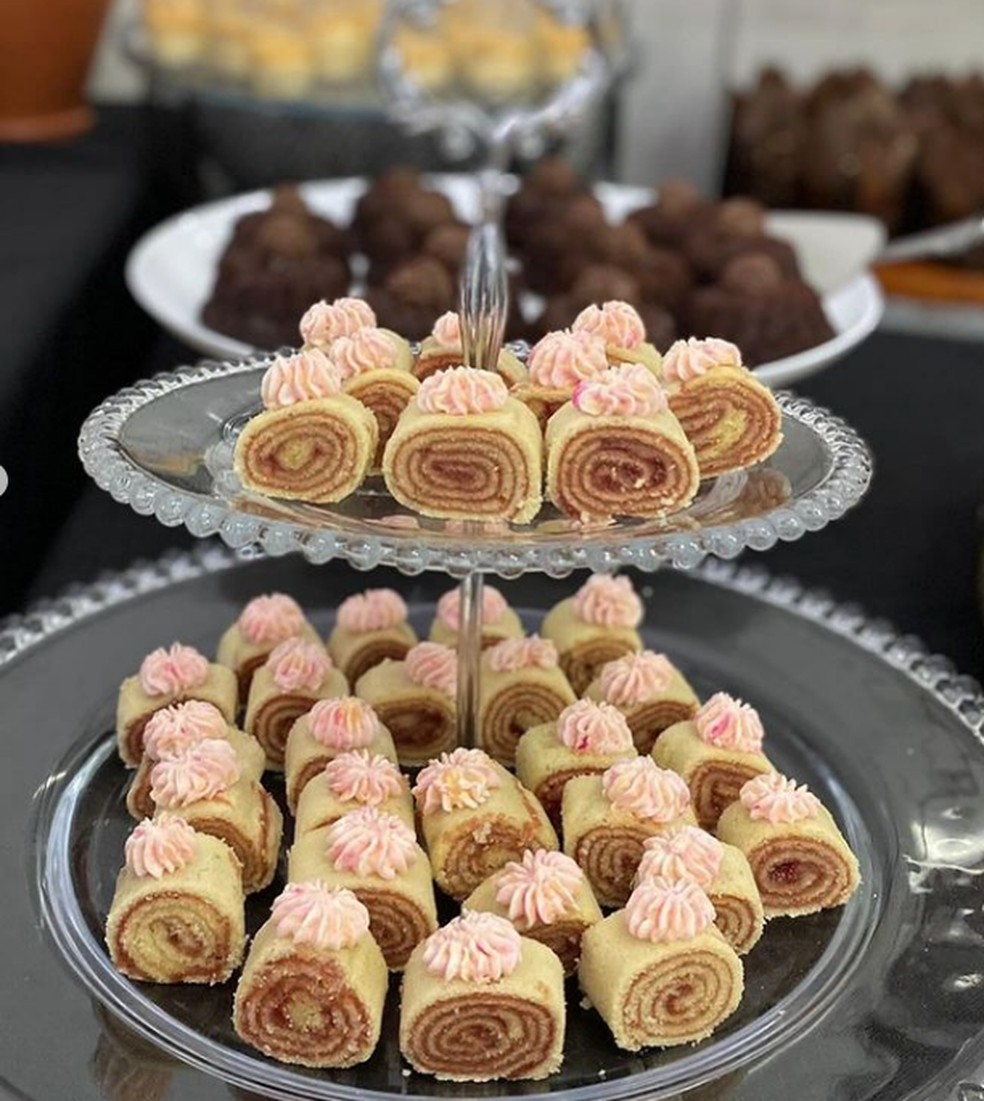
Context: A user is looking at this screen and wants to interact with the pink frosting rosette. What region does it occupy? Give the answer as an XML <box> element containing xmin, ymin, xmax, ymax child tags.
<box><xmin>555</xmin><ymin>699</ymin><xmax>634</xmax><ymax>755</ymax></box>
<box><xmin>330</xmin><ymin>327</ymin><xmax>401</xmax><ymax>378</ymax></box>
<box><xmin>124</xmin><ymin>815</ymin><xmax>197</xmax><ymax>878</ymax></box>
<box><xmin>266</xmin><ymin>637</ymin><xmax>333</xmax><ymax>692</ymax></box>
<box><xmin>416</xmin><ymin>367</ymin><xmax>508</xmax><ymax>416</ymax></box>
<box><xmin>527</xmin><ymin>329</ymin><xmax>609</xmax><ymax>390</ymax></box>
<box><xmin>694</xmin><ymin>692</ymin><xmax>765</xmax><ymax>754</ymax></box>
<box><xmin>487</xmin><ymin>635</ymin><xmax>558</xmax><ymax>673</ymax></box>
<box><xmin>238</xmin><ymin>593</ymin><xmax>305</xmax><ymax>645</ymax></box>
<box><xmin>138</xmin><ymin>643</ymin><xmax>210</xmax><ymax>697</ymax></box>
<box><xmin>404</xmin><ymin>641</ymin><xmax>457</xmax><ymax>696</ymax></box>
<box><xmin>323</xmin><ymin>750</ymin><xmax>405</xmax><ymax>807</ymax></box>
<box><xmin>422</xmin><ymin>911</ymin><xmax>521</xmax><ymax>982</ymax></box>
<box><xmin>272</xmin><ymin>881</ymin><xmax>370</xmax><ymax>950</ymax></box>
<box><xmin>598</xmin><ymin>650</ymin><xmax>675</xmax><ymax>707</ymax></box>
<box><xmin>739</xmin><ymin>772</ymin><xmax>820</xmax><ymax>824</ymax></box>
<box><xmin>260</xmin><ymin>348</ymin><xmax>344</xmax><ymax>409</ymax></box>
<box><xmin>430</xmin><ymin>310</ymin><xmax>462</xmax><ymax>349</ymax></box>
<box><xmin>602</xmin><ymin>757</ymin><xmax>692</xmax><ymax>821</ymax></box>
<box><xmin>299</xmin><ymin>297</ymin><xmax>376</xmax><ymax>347</ymax></box>
<box><xmin>661</xmin><ymin>336</ymin><xmax>743</xmax><ymax>384</ymax></box>
<box><xmin>494</xmin><ymin>849</ymin><xmax>583</xmax><ymax>928</ymax></box>
<box><xmin>636</xmin><ymin>826</ymin><xmax>723</xmax><ymax>889</ymax></box>
<box><xmin>572</xmin><ymin>363</ymin><xmax>669</xmax><ymax>418</ymax></box>
<box><xmin>325</xmin><ymin>807</ymin><xmax>418</xmax><ymax>880</ymax></box>
<box><xmin>436</xmin><ymin>585</ymin><xmax>508</xmax><ymax>630</ymax></box>
<box><xmin>572</xmin><ymin>300</ymin><xmax>646</xmax><ymax>349</ymax></box>
<box><xmin>307</xmin><ymin>696</ymin><xmax>381</xmax><ymax>750</ymax></box>
<box><xmin>624</xmin><ymin>877</ymin><xmax>716</xmax><ymax>943</ymax></box>
<box><xmin>413</xmin><ymin>747</ymin><xmax>501</xmax><ymax>814</ymax></box>
<box><xmin>143</xmin><ymin>700</ymin><xmax>229</xmax><ymax>761</ymax></box>
<box><xmin>571</xmin><ymin>574</ymin><xmax>643</xmax><ymax>628</ymax></box>
<box><xmin>149</xmin><ymin>739</ymin><xmax>241</xmax><ymax>808</ymax></box>
<box><xmin>336</xmin><ymin>588</ymin><xmax>408</xmax><ymax>633</ymax></box>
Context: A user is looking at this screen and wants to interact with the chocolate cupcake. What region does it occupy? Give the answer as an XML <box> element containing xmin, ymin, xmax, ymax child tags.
<box><xmin>366</xmin><ymin>256</ymin><xmax>456</xmax><ymax>341</ymax></box>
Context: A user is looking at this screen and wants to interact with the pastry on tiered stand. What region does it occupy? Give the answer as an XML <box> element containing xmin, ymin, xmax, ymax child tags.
<box><xmin>562</xmin><ymin>757</ymin><xmax>696</xmax><ymax>907</ymax></box>
<box><xmin>515</xmin><ymin>699</ymin><xmax>637</xmax><ymax>826</ymax></box>
<box><xmin>383</xmin><ymin>367</ymin><xmax>543</xmax><ymax>523</ymax></box>
<box><xmin>717</xmin><ymin>772</ymin><xmax>860</xmax><ymax>917</ymax></box>
<box><xmin>354</xmin><ymin>641</ymin><xmax>457</xmax><ymax>766</ymax></box>
<box><xmin>126</xmin><ymin>700</ymin><xmax>265</xmax><ymax>820</ymax></box>
<box><xmin>413</xmin><ymin>748</ymin><xmax>557</xmax><ymax>901</ymax></box>
<box><xmin>571</xmin><ymin>300</ymin><xmax>662</xmax><ymax>372</ymax></box>
<box><xmin>652</xmin><ymin>692</ymin><xmax>775</xmax><ymax>830</ymax></box>
<box><xmin>584</xmin><ymin>650</ymin><xmax>700</xmax><ymax>754</ymax></box>
<box><xmin>298</xmin><ymin>296</ymin><xmax>378</xmax><ymax>352</ymax></box>
<box><xmin>578</xmin><ymin>878</ymin><xmax>743</xmax><ymax>1050</ymax></box>
<box><xmin>288</xmin><ymin>807</ymin><xmax>438</xmax><ymax>970</ymax></box>
<box><xmin>327</xmin><ymin>588</ymin><xmax>417</xmax><ymax>684</ymax></box>
<box><xmin>428</xmin><ymin>583</ymin><xmax>523</xmax><ymax>649</ymax></box>
<box><xmin>540</xmin><ymin>574</ymin><xmax>643</xmax><ymax>694</ymax></box>
<box><xmin>245</xmin><ymin>637</ymin><xmax>348</xmax><ymax>770</ymax></box>
<box><xmin>283</xmin><ymin>694</ymin><xmax>397</xmax><ymax>811</ymax></box>
<box><xmin>635</xmin><ymin>826</ymin><xmax>764</xmax><ymax>954</ymax></box>
<box><xmin>149</xmin><ymin>738</ymin><xmax>283</xmax><ymax>892</ymax></box>
<box><xmin>400</xmin><ymin>911</ymin><xmax>566</xmax><ymax>1081</ymax></box>
<box><xmin>659</xmin><ymin>337</ymin><xmax>783</xmax><ymax>478</ymax></box>
<box><xmin>116</xmin><ymin>643</ymin><xmax>237</xmax><ymax>767</ymax></box>
<box><xmin>217</xmin><ymin>592</ymin><xmax>320</xmax><ymax>703</ymax></box>
<box><xmin>462</xmin><ymin>849</ymin><xmax>602</xmax><ymax>974</ymax></box>
<box><xmin>294</xmin><ymin>750</ymin><xmax>415</xmax><ymax>836</ymax></box>
<box><xmin>476</xmin><ymin>636</ymin><xmax>577</xmax><ymax>767</ymax></box>
<box><xmin>545</xmin><ymin>363</ymin><xmax>700</xmax><ymax>521</ymax></box>
<box><xmin>510</xmin><ymin>327</ymin><xmax>610</xmax><ymax>431</ymax></box>
<box><xmin>106</xmin><ymin>816</ymin><xmax>245</xmax><ymax>984</ymax></box>
<box><xmin>413</xmin><ymin>311</ymin><xmax>527</xmax><ymax>384</ymax></box>
<box><xmin>233</xmin><ymin>883</ymin><xmax>387</xmax><ymax>1068</ymax></box>
<box><xmin>234</xmin><ymin>348</ymin><xmax>377</xmax><ymax>503</ymax></box>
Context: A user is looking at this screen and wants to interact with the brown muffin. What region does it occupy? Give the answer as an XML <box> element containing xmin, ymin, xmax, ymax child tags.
<box><xmin>366</xmin><ymin>256</ymin><xmax>456</xmax><ymax>341</ymax></box>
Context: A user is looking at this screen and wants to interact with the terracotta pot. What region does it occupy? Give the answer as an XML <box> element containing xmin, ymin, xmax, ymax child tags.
<box><xmin>0</xmin><ymin>0</ymin><xmax>111</xmax><ymax>141</ymax></box>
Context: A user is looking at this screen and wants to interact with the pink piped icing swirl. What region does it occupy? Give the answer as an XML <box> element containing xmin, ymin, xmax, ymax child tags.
<box><xmin>143</xmin><ymin>700</ymin><xmax>229</xmax><ymax>761</ymax></box>
<box><xmin>602</xmin><ymin>757</ymin><xmax>692</xmax><ymax>821</ymax></box>
<box><xmin>138</xmin><ymin>643</ymin><xmax>210</xmax><ymax>697</ymax></box>
<box><xmin>555</xmin><ymin>699</ymin><xmax>634</xmax><ymax>755</ymax></box>
<box><xmin>330</xmin><ymin>327</ymin><xmax>402</xmax><ymax>378</ymax></box>
<box><xmin>404</xmin><ymin>641</ymin><xmax>457</xmax><ymax>696</ymax></box>
<box><xmin>661</xmin><ymin>337</ymin><xmax>743</xmax><ymax>383</ymax></box>
<box><xmin>694</xmin><ymin>692</ymin><xmax>765</xmax><ymax>754</ymax></box>
<box><xmin>265</xmin><ymin>637</ymin><xmax>333</xmax><ymax>692</ymax></box>
<box><xmin>416</xmin><ymin>367</ymin><xmax>508</xmax><ymax>416</ymax></box>
<box><xmin>260</xmin><ymin>348</ymin><xmax>343</xmax><ymax>409</ymax></box>
<box><xmin>149</xmin><ymin>739</ymin><xmax>241</xmax><ymax>808</ymax></box>
<box><xmin>124</xmin><ymin>816</ymin><xmax>197</xmax><ymax>878</ymax></box>
<box><xmin>598</xmin><ymin>650</ymin><xmax>675</xmax><ymax>706</ymax></box>
<box><xmin>436</xmin><ymin>585</ymin><xmax>508</xmax><ymax>630</ymax></box>
<box><xmin>487</xmin><ymin>635</ymin><xmax>558</xmax><ymax>673</ymax></box>
<box><xmin>527</xmin><ymin>329</ymin><xmax>609</xmax><ymax>390</ymax></box>
<box><xmin>422</xmin><ymin>911</ymin><xmax>521</xmax><ymax>983</ymax></box>
<box><xmin>272</xmin><ymin>882</ymin><xmax>370</xmax><ymax>950</ymax></box>
<box><xmin>430</xmin><ymin>310</ymin><xmax>462</xmax><ymax>349</ymax></box>
<box><xmin>572</xmin><ymin>300</ymin><xmax>646</xmax><ymax>349</ymax></box>
<box><xmin>238</xmin><ymin>593</ymin><xmax>305</xmax><ymax>645</ymax></box>
<box><xmin>571</xmin><ymin>574</ymin><xmax>643</xmax><ymax>628</ymax></box>
<box><xmin>323</xmin><ymin>750</ymin><xmax>405</xmax><ymax>807</ymax></box>
<box><xmin>739</xmin><ymin>772</ymin><xmax>821</xmax><ymax>824</ymax></box>
<box><xmin>336</xmin><ymin>588</ymin><xmax>408</xmax><ymax>633</ymax></box>
<box><xmin>413</xmin><ymin>747</ymin><xmax>502</xmax><ymax>814</ymax></box>
<box><xmin>624</xmin><ymin>878</ymin><xmax>716</xmax><ymax>943</ymax></box>
<box><xmin>636</xmin><ymin>826</ymin><xmax>723</xmax><ymax>889</ymax></box>
<box><xmin>572</xmin><ymin>363</ymin><xmax>669</xmax><ymax>418</ymax></box>
<box><xmin>325</xmin><ymin>807</ymin><xmax>418</xmax><ymax>880</ymax></box>
<box><xmin>306</xmin><ymin>696</ymin><xmax>381</xmax><ymax>750</ymax></box>
<box><xmin>299</xmin><ymin>297</ymin><xmax>376</xmax><ymax>347</ymax></box>
<box><xmin>494</xmin><ymin>849</ymin><xmax>584</xmax><ymax>928</ymax></box>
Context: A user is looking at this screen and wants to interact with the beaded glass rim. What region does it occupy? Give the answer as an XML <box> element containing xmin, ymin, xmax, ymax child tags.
<box><xmin>77</xmin><ymin>352</ymin><xmax>873</xmax><ymax>578</ymax></box>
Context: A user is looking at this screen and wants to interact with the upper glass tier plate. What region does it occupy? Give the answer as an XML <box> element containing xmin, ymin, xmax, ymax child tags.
<box><xmin>78</xmin><ymin>355</ymin><xmax>872</xmax><ymax>577</ymax></box>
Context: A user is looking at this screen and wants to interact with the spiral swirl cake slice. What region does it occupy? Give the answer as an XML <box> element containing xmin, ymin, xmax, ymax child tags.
<box><xmin>293</xmin><ymin>751</ymin><xmax>415</xmax><ymax>837</ymax></box>
<box><xmin>344</xmin><ymin>369</ymin><xmax>420</xmax><ymax>472</ymax></box>
<box><xmin>413</xmin><ymin>313</ymin><xmax>528</xmax><ymax>385</ymax></box>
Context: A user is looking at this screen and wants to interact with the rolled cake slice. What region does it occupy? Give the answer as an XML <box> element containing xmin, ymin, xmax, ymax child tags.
<box><xmin>382</xmin><ymin>366</ymin><xmax>543</xmax><ymax>524</ymax></box>
<box><xmin>328</xmin><ymin>588</ymin><xmax>417</xmax><ymax>684</ymax></box>
<box><xmin>216</xmin><ymin>592</ymin><xmax>320</xmax><ymax>704</ymax></box>
<box><xmin>584</xmin><ymin>650</ymin><xmax>700</xmax><ymax>754</ymax></box>
<box><xmin>116</xmin><ymin>643</ymin><xmax>237</xmax><ymax>767</ymax></box>
<box><xmin>295</xmin><ymin>750</ymin><xmax>415</xmax><ymax>836</ymax></box>
<box><xmin>354</xmin><ymin>642</ymin><xmax>457</xmax><ymax>766</ymax></box>
<box><xmin>660</xmin><ymin>337</ymin><xmax>783</xmax><ymax>478</ymax></box>
<box><xmin>635</xmin><ymin>826</ymin><xmax>764</xmax><ymax>954</ymax></box>
<box><xmin>413</xmin><ymin>311</ymin><xmax>527</xmax><ymax>385</ymax></box>
<box><xmin>540</xmin><ymin>574</ymin><xmax>643</xmax><ymax>694</ymax></box>
<box><xmin>233</xmin><ymin>882</ymin><xmax>387</xmax><ymax>1068</ymax></box>
<box><xmin>299</xmin><ymin>295</ymin><xmax>377</xmax><ymax>352</ymax></box>
<box><xmin>149</xmin><ymin>739</ymin><xmax>283</xmax><ymax>893</ymax></box>
<box><xmin>400</xmin><ymin>911</ymin><xmax>565</xmax><ymax>1081</ymax></box>
<box><xmin>233</xmin><ymin>348</ymin><xmax>377</xmax><ymax>503</ymax></box>
<box><xmin>462</xmin><ymin>848</ymin><xmax>602</xmax><ymax>975</ymax></box>
<box><xmin>716</xmin><ymin>772</ymin><xmax>860</xmax><ymax>918</ymax></box>
<box><xmin>578</xmin><ymin>879</ymin><xmax>743</xmax><ymax>1050</ymax></box>
<box><xmin>244</xmin><ymin>637</ymin><xmax>349</xmax><ymax>770</ymax></box>
<box><xmin>562</xmin><ymin>758</ymin><xmax>696</xmax><ymax>908</ymax></box>
<box><xmin>288</xmin><ymin>808</ymin><xmax>438</xmax><ymax>970</ymax></box>
<box><xmin>283</xmin><ymin>695</ymin><xmax>398</xmax><ymax>812</ymax></box>
<box><xmin>511</xmin><ymin>327</ymin><xmax>610</xmax><ymax>432</ymax></box>
<box><xmin>545</xmin><ymin>363</ymin><xmax>699</xmax><ymax>521</ymax></box>
<box><xmin>515</xmin><ymin>699</ymin><xmax>637</xmax><ymax>826</ymax></box>
<box><xmin>572</xmin><ymin>300</ymin><xmax>662</xmax><ymax>372</ymax></box>
<box><xmin>126</xmin><ymin>700</ymin><xmax>265</xmax><ymax>820</ymax></box>
<box><xmin>414</xmin><ymin>747</ymin><xmax>558</xmax><ymax>901</ymax></box>
<box><xmin>428</xmin><ymin>583</ymin><xmax>524</xmax><ymax>650</ymax></box>
<box><xmin>652</xmin><ymin>692</ymin><xmax>775</xmax><ymax>830</ymax></box>
<box><xmin>106</xmin><ymin>816</ymin><xmax>245</xmax><ymax>984</ymax></box>
<box><xmin>477</xmin><ymin>636</ymin><xmax>577</xmax><ymax>767</ymax></box>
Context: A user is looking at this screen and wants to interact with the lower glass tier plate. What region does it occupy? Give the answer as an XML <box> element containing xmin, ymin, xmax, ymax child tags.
<box><xmin>6</xmin><ymin>548</ymin><xmax>984</xmax><ymax>1101</ymax></box>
